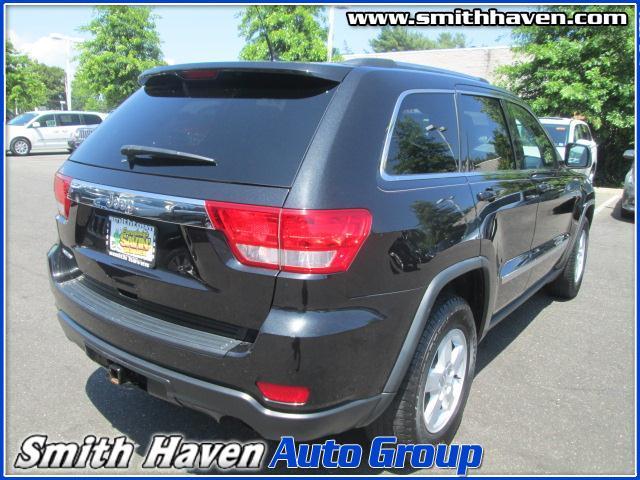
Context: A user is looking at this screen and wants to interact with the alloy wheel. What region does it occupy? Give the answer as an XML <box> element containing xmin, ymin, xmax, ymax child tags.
<box><xmin>423</xmin><ymin>328</ymin><xmax>467</xmax><ymax>433</ymax></box>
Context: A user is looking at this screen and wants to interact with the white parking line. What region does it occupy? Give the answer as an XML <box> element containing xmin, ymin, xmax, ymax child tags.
<box><xmin>595</xmin><ymin>193</ymin><xmax>622</xmax><ymax>216</ymax></box>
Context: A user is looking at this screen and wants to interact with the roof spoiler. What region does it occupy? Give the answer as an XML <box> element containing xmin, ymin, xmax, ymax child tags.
<box><xmin>139</xmin><ymin>62</ymin><xmax>352</xmax><ymax>86</ymax></box>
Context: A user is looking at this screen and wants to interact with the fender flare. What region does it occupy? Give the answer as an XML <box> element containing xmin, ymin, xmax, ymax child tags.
<box><xmin>358</xmin><ymin>256</ymin><xmax>493</xmax><ymax>427</ymax></box>
<box><xmin>557</xmin><ymin>198</ymin><xmax>595</xmax><ymax>268</ymax></box>
<box><xmin>383</xmin><ymin>256</ymin><xmax>492</xmax><ymax>395</ymax></box>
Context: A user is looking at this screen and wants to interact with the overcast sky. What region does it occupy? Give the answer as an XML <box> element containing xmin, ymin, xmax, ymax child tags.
<box><xmin>7</xmin><ymin>5</ymin><xmax>515</xmax><ymax>74</ymax></box>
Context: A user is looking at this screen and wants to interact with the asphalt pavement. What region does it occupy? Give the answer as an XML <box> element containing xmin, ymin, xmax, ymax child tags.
<box><xmin>5</xmin><ymin>154</ymin><xmax>635</xmax><ymax>474</ymax></box>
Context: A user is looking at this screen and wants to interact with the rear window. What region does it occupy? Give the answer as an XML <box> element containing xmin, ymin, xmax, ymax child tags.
<box><xmin>71</xmin><ymin>71</ymin><xmax>339</xmax><ymax>187</ymax></box>
<box><xmin>542</xmin><ymin>123</ymin><xmax>569</xmax><ymax>147</ymax></box>
<box><xmin>82</xmin><ymin>114</ymin><xmax>102</xmax><ymax>125</ymax></box>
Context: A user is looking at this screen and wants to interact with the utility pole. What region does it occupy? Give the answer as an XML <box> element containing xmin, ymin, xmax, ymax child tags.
<box><xmin>327</xmin><ymin>6</ymin><xmax>347</xmax><ymax>62</ymax></box>
<box><xmin>49</xmin><ymin>34</ymin><xmax>83</xmax><ymax>110</ymax></box>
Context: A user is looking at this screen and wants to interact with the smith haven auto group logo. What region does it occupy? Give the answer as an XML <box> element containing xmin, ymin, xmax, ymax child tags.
<box><xmin>14</xmin><ymin>435</ymin><xmax>483</xmax><ymax>474</ymax></box>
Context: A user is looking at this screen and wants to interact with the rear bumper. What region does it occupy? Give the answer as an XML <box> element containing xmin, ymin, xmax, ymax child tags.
<box><xmin>48</xmin><ymin>243</ymin><xmax>398</xmax><ymax>439</ymax></box>
<box><xmin>58</xmin><ymin>311</ymin><xmax>383</xmax><ymax>440</ymax></box>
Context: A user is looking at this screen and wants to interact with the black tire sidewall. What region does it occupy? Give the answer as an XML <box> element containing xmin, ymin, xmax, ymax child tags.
<box><xmin>413</xmin><ymin>300</ymin><xmax>477</xmax><ymax>443</ymax></box>
<box><xmin>563</xmin><ymin>222</ymin><xmax>589</xmax><ymax>297</ymax></box>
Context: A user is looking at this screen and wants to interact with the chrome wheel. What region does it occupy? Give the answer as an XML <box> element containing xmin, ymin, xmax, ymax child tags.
<box><xmin>13</xmin><ymin>139</ymin><xmax>29</xmax><ymax>155</ymax></box>
<box><xmin>423</xmin><ymin>328</ymin><xmax>467</xmax><ymax>433</ymax></box>
<box><xmin>574</xmin><ymin>230</ymin><xmax>587</xmax><ymax>283</ymax></box>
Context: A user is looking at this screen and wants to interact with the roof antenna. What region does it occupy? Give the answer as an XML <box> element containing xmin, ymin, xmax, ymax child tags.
<box><xmin>254</xmin><ymin>6</ymin><xmax>275</xmax><ymax>61</ymax></box>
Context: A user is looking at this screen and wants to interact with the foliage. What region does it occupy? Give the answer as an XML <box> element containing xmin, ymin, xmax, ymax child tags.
<box><xmin>6</xmin><ymin>40</ymin><xmax>48</xmax><ymax>113</ymax></box>
<box><xmin>370</xmin><ymin>27</ymin><xmax>466</xmax><ymax>52</ymax></box>
<box><xmin>392</xmin><ymin>117</ymin><xmax>457</xmax><ymax>174</ymax></box>
<box><xmin>433</xmin><ymin>32</ymin><xmax>467</xmax><ymax>50</ymax></box>
<box><xmin>74</xmin><ymin>6</ymin><xmax>164</xmax><ymax>111</ymax></box>
<box><xmin>32</xmin><ymin>63</ymin><xmax>66</xmax><ymax>109</ymax></box>
<box><xmin>497</xmin><ymin>5</ymin><xmax>634</xmax><ymax>185</ymax></box>
<box><xmin>71</xmin><ymin>76</ymin><xmax>107</xmax><ymax>112</ymax></box>
<box><xmin>238</xmin><ymin>6</ymin><xmax>328</xmax><ymax>62</ymax></box>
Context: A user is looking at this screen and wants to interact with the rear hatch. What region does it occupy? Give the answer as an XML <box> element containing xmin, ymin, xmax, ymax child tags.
<box><xmin>60</xmin><ymin>64</ymin><xmax>348</xmax><ymax>338</ymax></box>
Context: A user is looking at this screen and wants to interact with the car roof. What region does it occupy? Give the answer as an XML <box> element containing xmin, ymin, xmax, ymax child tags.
<box><xmin>29</xmin><ymin>110</ymin><xmax>104</xmax><ymax>115</ymax></box>
<box><xmin>539</xmin><ymin>117</ymin><xmax>584</xmax><ymax>125</ymax></box>
<box><xmin>139</xmin><ymin>59</ymin><xmax>493</xmax><ymax>89</ymax></box>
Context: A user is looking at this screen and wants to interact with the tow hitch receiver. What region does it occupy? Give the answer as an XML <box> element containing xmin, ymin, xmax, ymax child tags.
<box><xmin>106</xmin><ymin>363</ymin><xmax>145</xmax><ymax>389</ymax></box>
<box><xmin>107</xmin><ymin>364</ymin><xmax>128</xmax><ymax>385</ymax></box>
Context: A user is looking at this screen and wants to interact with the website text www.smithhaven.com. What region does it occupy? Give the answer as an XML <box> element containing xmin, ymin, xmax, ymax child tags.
<box><xmin>346</xmin><ymin>8</ymin><xmax>628</xmax><ymax>27</ymax></box>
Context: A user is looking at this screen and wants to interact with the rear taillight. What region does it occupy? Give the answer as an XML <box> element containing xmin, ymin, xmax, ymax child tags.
<box><xmin>54</xmin><ymin>173</ymin><xmax>72</xmax><ymax>219</ymax></box>
<box><xmin>205</xmin><ymin>201</ymin><xmax>371</xmax><ymax>274</ymax></box>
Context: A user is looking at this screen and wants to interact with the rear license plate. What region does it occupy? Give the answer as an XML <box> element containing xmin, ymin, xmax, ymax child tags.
<box><xmin>107</xmin><ymin>216</ymin><xmax>156</xmax><ymax>268</ymax></box>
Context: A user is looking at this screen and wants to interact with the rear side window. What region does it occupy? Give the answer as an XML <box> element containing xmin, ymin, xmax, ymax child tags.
<box><xmin>575</xmin><ymin>123</ymin><xmax>592</xmax><ymax>142</ymax></box>
<box><xmin>82</xmin><ymin>114</ymin><xmax>102</xmax><ymax>125</ymax></box>
<box><xmin>384</xmin><ymin>92</ymin><xmax>459</xmax><ymax>176</ymax></box>
<box><xmin>71</xmin><ymin>71</ymin><xmax>339</xmax><ymax>187</ymax></box>
<box><xmin>37</xmin><ymin>114</ymin><xmax>57</xmax><ymax>127</ymax></box>
<box><xmin>57</xmin><ymin>113</ymin><xmax>81</xmax><ymax>126</ymax></box>
<box><xmin>458</xmin><ymin>95</ymin><xmax>515</xmax><ymax>171</ymax></box>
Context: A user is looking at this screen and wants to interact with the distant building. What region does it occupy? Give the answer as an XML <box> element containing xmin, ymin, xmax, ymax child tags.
<box><xmin>343</xmin><ymin>45</ymin><xmax>515</xmax><ymax>82</ymax></box>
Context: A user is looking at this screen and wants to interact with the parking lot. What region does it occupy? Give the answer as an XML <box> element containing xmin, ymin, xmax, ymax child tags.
<box><xmin>5</xmin><ymin>153</ymin><xmax>635</xmax><ymax>474</ymax></box>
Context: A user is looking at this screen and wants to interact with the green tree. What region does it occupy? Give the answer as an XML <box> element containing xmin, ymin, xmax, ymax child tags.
<box><xmin>6</xmin><ymin>40</ymin><xmax>48</xmax><ymax>113</ymax></box>
<box><xmin>74</xmin><ymin>6</ymin><xmax>164</xmax><ymax>110</ymax></box>
<box><xmin>238</xmin><ymin>6</ymin><xmax>328</xmax><ymax>61</ymax></box>
<box><xmin>433</xmin><ymin>32</ymin><xmax>466</xmax><ymax>49</ymax></box>
<box><xmin>370</xmin><ymin>27</ymin><xmax>466</xmax><ymax>52</ymax></box>
<box><xmin>497</xmin><ymin>5</ymin><xmax>634</xmax><ymax>185</ymax></box>
<box><xmin>71</xmin><ymin>75</ymin><xmax>107</xmax><ymax>112</ymax></box>
<box><xmin>32</xmin><ymin>62</ymin><xmax>66</xmax><ymax>110</ymax></box>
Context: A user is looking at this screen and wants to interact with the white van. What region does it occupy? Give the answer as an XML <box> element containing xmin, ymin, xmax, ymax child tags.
<box><xmin>6</xmin><ymin>111</ymin><xmax>105</xmax><ymax>156</ymax></box>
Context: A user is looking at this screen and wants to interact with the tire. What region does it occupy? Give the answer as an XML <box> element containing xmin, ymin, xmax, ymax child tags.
<box><xmin>367</xmin><ymin>294</ymin><xmax>477</xmax><ymax>444</ymax></box>
<box><xmin>547</xmin><ymin>220</ymin><xmax>589</xmax><ymax>299</ymax></box>
<box><xmin>621</xmin><ymin>208</ymin><xmax>634</xmax><ymax>221</ymax></box>
<box><xmin>10</xmin><ymin>137</ymin><xmax>31</xmax><ymax>156</ymax></box>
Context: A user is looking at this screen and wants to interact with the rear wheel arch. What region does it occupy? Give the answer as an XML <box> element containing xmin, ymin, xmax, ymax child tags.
<box><xmin>585</xmin><ymin>203</ymin><xmax>594</xmax><ymax>228</ymax></box>
<box><xmin>382</xmin><ymin>257</ymin><xmax>493</xmax><ymax>395</ymax></box>
<box><xmin>441</xmin><ymin>268</ymin><xmax>489</xmax><ymax>339</ymax></box>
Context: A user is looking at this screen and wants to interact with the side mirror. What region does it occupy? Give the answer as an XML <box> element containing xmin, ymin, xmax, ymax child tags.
<box><xmin>564</xmin><ymin>142</ymin><xmax>591</xmax><ymax>169</ymax></box>
<box><xmin>30</xmin><ymin>121</ymin><xmax>41</xmax><ymax>128</ymax></box>
<box><xmin>623</xmin><ymin>149</ymin><xmax>635</xmax><ymax>161</ymax></box>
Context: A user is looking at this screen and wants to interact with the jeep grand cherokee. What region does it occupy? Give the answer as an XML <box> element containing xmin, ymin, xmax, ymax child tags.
<box><xmin>48</xmin><ymin>59</ymin><xmax>595</xmax><ymax>443</ymax></box>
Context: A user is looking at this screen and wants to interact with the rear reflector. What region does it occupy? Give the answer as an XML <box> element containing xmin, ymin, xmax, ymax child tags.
<box><xmin>256</xmin><ymin>381</ymin><xmax>310</xmax><ymax>405</ymax></box>
<box><xmin>54</xmin><ymin>172</ymin><xmax>72</xmax><ymax>219</ymax></box>
<box><xmin>205</xmin><ymin>201</ymin><xmax>371</xmax><ymax>274</ymax></box>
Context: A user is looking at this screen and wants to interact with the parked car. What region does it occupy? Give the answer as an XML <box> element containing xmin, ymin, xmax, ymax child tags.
<box><xmin>67</xmin><ymin>125</ymin><xmax>100</xmax><ymax>152</ymax></box>
<box><xmin>48</xmin><ymin>60</ymin><xmax>594</xmax><ymax>443</ymax></box>
<box><xmin>6</xmin><ymin>110</ymin><xmax>105</xmax><ymax>156</ymax></box>
<box><xmin>622</xmin><ymin>149</ymin><xmax>635</xmax><ymax>219</ymax></box>
<box><xmin>540</xmin><ymin>117</ymin><xmax>598</xmax><ymax>182</ymax></box>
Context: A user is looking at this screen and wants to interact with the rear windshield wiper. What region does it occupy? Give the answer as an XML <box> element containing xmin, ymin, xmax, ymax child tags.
<box><xmin>121</xmin><ymin>145</ymin><xmax>217</xmax><ymax>166</ymax></box>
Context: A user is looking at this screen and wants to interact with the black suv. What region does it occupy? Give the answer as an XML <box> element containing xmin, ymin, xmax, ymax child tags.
<box><xmin>48</xmin><ymin>60</ymin><xmax>594</xmax><ymax>443</ymax></box>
